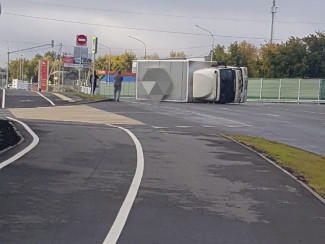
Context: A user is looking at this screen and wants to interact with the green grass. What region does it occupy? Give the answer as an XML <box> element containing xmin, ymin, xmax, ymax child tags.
<box><xmin>227</xmin><ymin>134</ymin><xmax>325</xmax><ymax>198</ymax></box>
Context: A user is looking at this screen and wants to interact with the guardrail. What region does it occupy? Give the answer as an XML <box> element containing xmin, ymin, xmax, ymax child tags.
<box><xmin>247</xmin><ymin>79</ymin><xmax>325</xmax><ymax>103</ymax></box>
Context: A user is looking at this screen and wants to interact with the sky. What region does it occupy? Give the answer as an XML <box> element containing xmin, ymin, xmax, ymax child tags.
<box><xmin>0</xmin><ymin>0</ymin><xmax>325</xmax><ymax>67</ymax></box>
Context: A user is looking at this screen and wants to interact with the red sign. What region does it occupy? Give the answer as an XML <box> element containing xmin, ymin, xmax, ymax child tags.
<box><xmin>63</xmin><ymin>54</ymin><xmax>74</xmax><ymax>64</ymax></box>
<box><xmin>41</xmin><ymin>60</ymin><xmax>48</xmax><ymax>91</ymax></box>
<box><xmin>76</xmin><ymin>35</ymin><xmax>87</xmax><ymax>46</ymax></box>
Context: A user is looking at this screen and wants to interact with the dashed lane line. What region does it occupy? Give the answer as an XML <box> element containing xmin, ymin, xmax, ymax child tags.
<box><xmin>0</xmin><ymin>117</ymin><xmax>39</xmax><ymax>170</ymax></box>
<box><xmin>151</xmin><ymin>126</ymin><xmax>169</xmax><ymax>129</ymax></box>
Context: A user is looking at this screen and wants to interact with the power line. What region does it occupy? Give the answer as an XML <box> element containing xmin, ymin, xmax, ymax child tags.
<box><xmin>3</xmin><ymin>12</ymin><xmax>282</xmax><ymax>41</ymax></box>
<box><xmin>8</xmin><ymin>0</ymin><xmax>325</xmax><ymax>25</ymax></box>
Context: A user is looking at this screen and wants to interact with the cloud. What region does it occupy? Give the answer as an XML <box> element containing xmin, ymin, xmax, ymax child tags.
<box><xmin>1</xmin><ymin>0</ymin><xmax>324</xmax><ymax>67</ymax></box>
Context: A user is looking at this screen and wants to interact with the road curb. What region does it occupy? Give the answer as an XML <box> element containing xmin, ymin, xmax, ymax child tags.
<box><xmin>0</xmin><ymin>117</ymin><xmax>39</xmax><ymax>170</ymax></box>
<box><xmin>221</xmin><ymin>134</ymin><xmax>325</xmax><ymax>206</ymax></box>
<box><xmin>0</xmin><ymin>120</ymin><xmax>25</xmax><ymax>155</ymax></box>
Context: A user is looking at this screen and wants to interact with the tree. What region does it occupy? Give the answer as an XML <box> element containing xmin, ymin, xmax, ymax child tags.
<box><xmin>258</xmin><ymin>43</ymin><xmax>281</xmax><ymax>78</ymax></box>
<box><xmin>146</xmin><ymin>53</ymin><xmax>160</xmax><ymax>60</ymax></box>
<box><xmin>170</xmin><ymin>51</ymin><xmax>186</xmax><ymax>58</ymax></box>
<box><xmin>213</xmin><ymin>45</ymin><xmax>229</xmax><ymax>63</ymax></box>
<box><xmin>96</xmin><ymin>51</ymin><xmax>136</xmax><ymax>73</ymax></box>
<box><xmin>303</xmin><ymin>32</ymin><xmax>325</xmax><ymax>78</ymax></box>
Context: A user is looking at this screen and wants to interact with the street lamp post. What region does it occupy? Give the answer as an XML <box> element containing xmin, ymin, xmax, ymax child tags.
<box><xmin>99</xmin><ymin>43</ymin><xmax>112</xmax><ymax>82</ymax></box>
<box><xmin>195</xmin><ymin>25</ymin><xmax>214</xmax><ymax>61</ymax></box>
<box><xmin>129</xmin><ymin>36</ymin><xmax>146</xmax><ymax>60</ymax></box>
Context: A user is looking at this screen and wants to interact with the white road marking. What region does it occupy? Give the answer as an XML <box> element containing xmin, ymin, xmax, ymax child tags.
<box><xmin>52</xmin><ymin>93</ymin><xmax>73</xmax><ymax>102</ymax></box>
<box><xmin>0</xmin><ymin>117</ymin><xmax>39</xmax><ymax>170</ymax></box>
<box><xmin>176</xmin><ymin>125</ymin><xmax>194</xmax><ymax>128</ymax></box>
<box><xmin>224</xmin><ymin>124</ymin><xmax>252</xmax><ymax>128</ymax></box>
<box><xmin>202</xmin><ymin>125</ymin><xmax>217</xmax><ymax>128</ymax></box>
<box><xmin>103</xmin><ymin>124</ymin><xmax>144</xmax><ymax>244</ymax></box>
<box><xmin>151</xmin><ymin>126</ymin><xmax>169</xmax><ymax>129</ymax></box>
<box><xmin>1</xmin><ymin>89</ymin><xmax>5</xmax><ymax>109</ymax></box>
<box><xmin>266</xmin><ymin>114</ymin><xmax>280</xmax><ymax>117</ymax></box>
<box><xmin>36</xmin><ymin>92</ymin><xmax>55</xmax><ymax>106</ymax></box>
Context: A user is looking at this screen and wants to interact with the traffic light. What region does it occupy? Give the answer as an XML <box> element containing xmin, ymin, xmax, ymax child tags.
<box><xmin>92</xmin><ymin>37</ymin><xmax>98</xmax><ymax>54</ymax></box>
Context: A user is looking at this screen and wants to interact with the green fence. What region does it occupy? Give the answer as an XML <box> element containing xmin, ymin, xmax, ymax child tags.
<box><xmin>100</xmin><ymin>82</ymin><xmax>136</xmax><ymax>98</ymax></box>
<box><xmin>248</xmin><ymin>79</ymin><xmax>323</xmax><ymax>102</ymax></box>
<box><xmin>98</xmin><ymin>79</ymin><xmax>324</xmax><ymax>102</ymax></box>
<box><xmin>321</xmin><ymin>80</ymin><xmax>325</xmax><ymax>100</ymax></box>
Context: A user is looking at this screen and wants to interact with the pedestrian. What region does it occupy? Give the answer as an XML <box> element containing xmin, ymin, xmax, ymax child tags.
<box><xmin>114</xmin><ymin>70</ymin><xmax>123</xmax><ymax>101</ymax></box>
<box><xmin>89</xmin><ymin>73</ymin><xmax>99</xmax><ymax>94</ymax></box>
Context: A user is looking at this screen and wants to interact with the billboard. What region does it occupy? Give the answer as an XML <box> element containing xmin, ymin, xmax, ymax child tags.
<box><xmin>63</xmin><ymin>48</ymin><xmax>91</xmax><ymax>68</ymax></box>
<box><xmin>40</xmin><ymin>60</ymin><xmax>48</xmax><ymax>91</ymax></box>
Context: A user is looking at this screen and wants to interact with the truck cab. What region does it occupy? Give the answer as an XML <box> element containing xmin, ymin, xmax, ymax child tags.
<box><xmin>193</xmin><ymin>66</ymin><xmax>248</xmax><ymax>103</ymax></box>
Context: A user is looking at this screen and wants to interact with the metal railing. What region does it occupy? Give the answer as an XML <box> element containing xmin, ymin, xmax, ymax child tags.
<box><xmin>99</xmin><ymin>82</ymin><xmax>136</xmax><ymax>98</ymax></box>
<box><xmin>247</xmin><ymin>78</ymin><xmax>325</xmax><ymax>103</ymax></box>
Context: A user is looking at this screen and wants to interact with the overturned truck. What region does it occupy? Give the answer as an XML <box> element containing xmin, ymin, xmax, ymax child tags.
<box><xmin>134</xmin><ymin>59</ymin><xmax>248</xmax><ymax>103</ymax></box>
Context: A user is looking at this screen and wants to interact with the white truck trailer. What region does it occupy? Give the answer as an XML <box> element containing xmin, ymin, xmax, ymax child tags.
<box><xmin>134</xmin><ymin>59</ymin><xmax>248</xmax><ymax>103</ymax></box>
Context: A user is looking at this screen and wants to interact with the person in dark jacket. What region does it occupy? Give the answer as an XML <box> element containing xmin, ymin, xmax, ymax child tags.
<box><xmin>89</xmin><ymin>73</ymin><xmax>99</xmax><ymax>94</ymax></box>
<box><xmin>114</xmin><ymin>70</ymin><xmax>123</xmax><ymax>101</ymax></box>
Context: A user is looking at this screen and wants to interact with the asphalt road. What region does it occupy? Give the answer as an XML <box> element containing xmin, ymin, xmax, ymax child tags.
<box><xmin>1</xmin><ymin>90</ymin><xmax>325</xmax><ymax>243</ymax></box>
<box><xmin>0</xmin><ymin>120</ymin><xmax>137</xmax><ymax>244</ymax></box>
<box><xmin>105</xmin><ymin>100</ymin><xmax>325</xmax><ymax>156</ymax></box>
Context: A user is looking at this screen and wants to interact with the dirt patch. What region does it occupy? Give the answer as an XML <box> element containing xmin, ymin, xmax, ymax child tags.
<box><xmin>0</xmin><ymin>120</ymin><xmax>21</xmax><ymax>152</ymax></box>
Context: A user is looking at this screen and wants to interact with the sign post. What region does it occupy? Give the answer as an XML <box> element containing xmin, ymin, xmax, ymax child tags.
<box><xmin>76</xmin><ymin>35</ymin><xmax>87</xmax><ymax>93</ymax></box>
<box><xmin>91</xmin><ymin>37</ymin><xmax>98</xmax><ymax>98</ymax></box>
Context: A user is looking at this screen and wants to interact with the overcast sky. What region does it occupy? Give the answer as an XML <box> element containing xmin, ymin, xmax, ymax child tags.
<box><xmin>1</xmin><ymin>0</ymin><xmax>325</xmax><ymax>67</ymax></box>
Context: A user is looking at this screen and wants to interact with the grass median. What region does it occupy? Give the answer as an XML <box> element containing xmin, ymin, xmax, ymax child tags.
<box><xmin>226</xmin><ymin>134</ymin><xmax>325</xmax><ymax>198</ymax></box>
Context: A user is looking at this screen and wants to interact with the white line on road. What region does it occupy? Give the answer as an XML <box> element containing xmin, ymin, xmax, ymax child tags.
<box><xmin>266</xmin><ymin>114</ymin><xmax>280</xmax><ymax>117</ymax></box>
<box><xmin>103</xmin><ymin>124</ymin><xmax>144</xmax><ymax>244</ymax></box>
<box><xmin>36</xmin><ymin>92</ymin><xmax>55</xmax><ymax>106</ymax></box>
<box><xmin>151</xmin><ymin>126</ymin><xmax>169</xmax><ymax>129</ymax></box>
<box><xmin>0</xmin><ymin>117</ymin><xmax>39</xmax><ymax>170</ymax></box>
<box><xmin>224</xmin><ymin>124</ymin><xmax>252</xmax><ymax>128</ymax></box>
<box><xmin>52</xmin><ymin>93</ymin><xmax>73</xmax><ymax>102</ymax></box>
<box><xmin>176</xmin><ymin>125</ymin><xmax>194</xmax><ymax>128</ymax></box>
<box><xmin>1</xmin><ymin>89</ymin><xmax>5</xmax><ymax>109</ymax></box>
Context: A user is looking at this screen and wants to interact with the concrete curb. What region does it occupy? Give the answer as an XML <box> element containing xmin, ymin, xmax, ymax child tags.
<box><xmin>221</xmin><ymin>134</ymin><xmax>325</xmax><ymax>206</ymax></box>
<box><xmin>0</xmin><ymin>120</ymin><xmax>25</xmax><ymax>155</ymax></box>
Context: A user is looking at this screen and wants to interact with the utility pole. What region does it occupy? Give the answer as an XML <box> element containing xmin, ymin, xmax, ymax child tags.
<box><xmin>270</xmin><ymin>0</ymin><xmax>278</xmax><ymax>44</ymax></box>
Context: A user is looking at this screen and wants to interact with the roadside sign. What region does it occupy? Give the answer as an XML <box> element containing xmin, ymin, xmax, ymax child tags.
<box><xmin>40</xmin><ymin>60</ymin><xmax>48</xmax><ymax>91</ymax></box>
<box><xmin>76</xmin><ymin>35</ymin><xmax>87</xmax><ymax>46</ymax></box>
